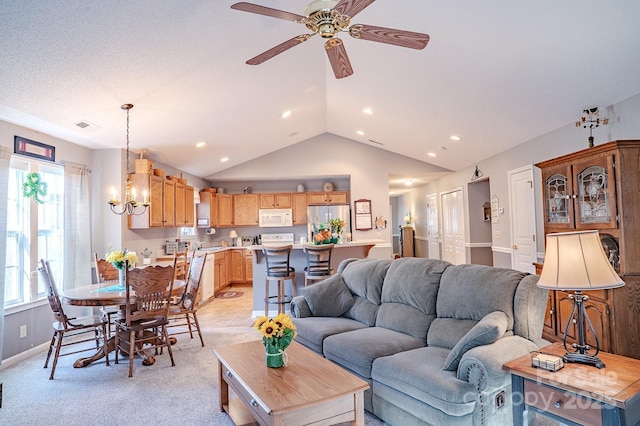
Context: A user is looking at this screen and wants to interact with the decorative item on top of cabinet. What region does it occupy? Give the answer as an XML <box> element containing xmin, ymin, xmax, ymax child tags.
<box><xmin>535</xmin><ymin>140</ymin><xmax>640</xmax><ymax>359</ymax></box>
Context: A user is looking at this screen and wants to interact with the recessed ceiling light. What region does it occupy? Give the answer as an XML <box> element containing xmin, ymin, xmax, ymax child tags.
<box><xmin>428</xmin><ymin>152</ymin><xmax>437</xmax><ymax>157</ymax></box>
<box><xmin>450</xmin><ymin>135</ymin><xmax>462</xmax><ymax>141</ymax></box>
<box><xmin>220</xmin><ymin>157</ymin><xmax>229</xmax><ymax>163</ymax></box>
<box><xmin>282</xmin><ymin>110</ymin><xmax>292</xmax><ymax>119</ymax></box>
<box><xmin>195</xmin><ymin>141</ymin><xmax>206</xmax><ymax>148</ymax></box>
<box><xmin>356</xmin><ymin>130</ymin><xmax>365</xmax><ymax>136</ymax></box>
<box><xmin>363</xmin><ymin>108</ymin><xmax>374</xmax><ymax>115</ymax></box>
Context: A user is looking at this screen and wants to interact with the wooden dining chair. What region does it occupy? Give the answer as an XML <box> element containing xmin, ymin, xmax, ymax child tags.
<box><xmin>174</xmin><ymin>250</ymin><xmax>189</xmax><ymax>281</ymax></box>
<box><xmin>38</xmin><ymin>259</ymin><xmax>110</xmax><ymax>380</ymax></box>
<box><xmin>167</xmin><ymin>253</ymin><xmax>206</xmax><ymax>347</ymax></box>
<box><xmin>94</xmin><ymin>252</ymin><xmax>120</xmax><ymax>335</ymax></box>
<box><xmin>114</xmin><ymin>261</ymin><xmax>176</xmax><ymax>377</ymax></box>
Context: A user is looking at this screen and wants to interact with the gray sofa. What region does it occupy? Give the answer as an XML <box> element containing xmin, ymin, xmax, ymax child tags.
<box><xmin>290</xmin><ymin>257</ymin><xmax>547</xmax><ymax>426</ymax></box>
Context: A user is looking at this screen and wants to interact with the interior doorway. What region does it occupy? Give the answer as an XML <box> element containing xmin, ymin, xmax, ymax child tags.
<box><xmin>467</xmin><ymin>178</ymin><xmax>493</xmax><ymax>266</ymax></box>
<box><xmin>426</xmin><ymin>193</ymin><xmax>440</xmax><ymax>260</ymax></box>
<box><xmin>441</xmin><ymin>188</ymin><xmax>466</xmax><ymax>264</ymax></box>
<box><xmin>508</xmin><ymin>165</ymin><xmax>537</xmax><ymax>273</ymax></box>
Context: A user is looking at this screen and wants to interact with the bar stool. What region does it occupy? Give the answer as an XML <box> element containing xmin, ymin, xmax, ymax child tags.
<box><xmin>303</xmin><ymin>244</ymin><xmax>334</xmax><ymax>286</ymax></box>
<box><xmin>262</xmin><ymin>245</ymin><xmax>296</xmax><ymax>315</ymax></box>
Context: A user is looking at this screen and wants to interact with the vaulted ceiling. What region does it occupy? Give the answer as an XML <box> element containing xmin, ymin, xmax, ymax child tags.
<box><xmin>2</xmin><ymin>1</ymin><xmax>640</xmax><ymax>191</ymax></box>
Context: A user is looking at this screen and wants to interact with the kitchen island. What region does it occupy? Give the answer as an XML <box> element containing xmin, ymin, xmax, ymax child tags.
<box><xmin>249</xmin><ymin>241</ymin><xmax>381</xmax><ymax>317</ymax></box>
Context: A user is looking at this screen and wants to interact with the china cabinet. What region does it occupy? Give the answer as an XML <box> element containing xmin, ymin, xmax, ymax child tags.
<box><xmin>536</xmin><ymin>140</ymin><xmax>640</xmax><ymax>359</ymax></box>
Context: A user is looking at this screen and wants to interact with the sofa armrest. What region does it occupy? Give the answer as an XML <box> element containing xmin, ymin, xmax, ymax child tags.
<box><xmin>290</xmin><ymin>296</ymin><xmax>312</xmax><ymax>318</ymax></box>
<box><xmin>457</xmin><ymin>335</ymin><xmax>539</xmax><ymax>391</ymax></box>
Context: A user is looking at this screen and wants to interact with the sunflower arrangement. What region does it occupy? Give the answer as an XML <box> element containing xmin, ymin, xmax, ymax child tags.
<box><xmin>253</xmin><ymin>313</ymin><xmax>297</xmax><ymax>367</ymax></box>
<box><xmin>105</xmin><ymin>248</ymin><xmax>138</xmax><ymax>270</ymax></box>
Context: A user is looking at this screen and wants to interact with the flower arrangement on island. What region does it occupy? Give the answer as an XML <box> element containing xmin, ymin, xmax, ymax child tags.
<box><xmin>105</xmin><ymin>248</ymin><xmax>138</xmax><ymax>270</ymax></box>
<box><xmin>313</xmin><ymin>218</ymin><xmax>345</xmax><ymax>244</ymax></box>
<box><xmin>253</xmin><ymin>313</ymin><xmax>297</xmax><ymax>368</ymax></box>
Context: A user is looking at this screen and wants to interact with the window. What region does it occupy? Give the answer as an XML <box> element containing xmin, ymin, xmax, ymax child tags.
<box><xmin>4</xmin><ymin>157</ymin><xmax>64</xmax><ymax>307</ymax></box>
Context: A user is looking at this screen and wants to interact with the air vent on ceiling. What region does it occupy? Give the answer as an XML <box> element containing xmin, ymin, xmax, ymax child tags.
<box><xmin>73</xmin><ymin>120</ymin><xmax>100</xmax><ymax>131</ymax></box>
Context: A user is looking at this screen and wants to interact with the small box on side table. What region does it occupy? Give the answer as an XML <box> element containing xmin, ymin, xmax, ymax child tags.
<box><xmin>504</xmin><ymin>342</ymin><xmax>640</xmax><ymax>426</ymax></box>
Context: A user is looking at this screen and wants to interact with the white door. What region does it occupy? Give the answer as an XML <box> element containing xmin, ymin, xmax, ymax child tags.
<box><xmin>426</xmin><ymin>193</ymin><xmax>440</xmax><ymax>259</ymax></box>
<box><xmin>508</xmin><ymin>166</ymin><xmax>537</xmax><ymax>273</ymax></box>
<box><xmin>441</xmin><ymin>189</ymin><xmax>466</xmax><ymax>264</ymax></box>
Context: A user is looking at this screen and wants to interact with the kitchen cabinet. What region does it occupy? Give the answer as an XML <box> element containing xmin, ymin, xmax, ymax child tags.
<box><xmin>175</xmin><ymin>181</ymin><xmax>186</xmax><ymax>226</ymax></box>
<box><xmin>536</xmin><ymin>140</ymin><xmax>640</xmax><ymax>359</ymax></box>
<box><xmin>163</xmin><ymin>179</ymin><xmax>176</xmax><ymax>227</ymax></box>
<box><xmin>214</xmin><ymin>251</ymin><xmax>228</xmax><ymax>293</ymax></box>
<box><xmin>197</xmin><ymin>191</ymin><xmax>218</xmax><ymax>228</ymax></box>
<box><xmin>234</xmin><ymin>194</ymin><xmax>259</xmax><ymax>226</ymax></box>
<box><xmin>307</xmin><ymin>191</ymin><xmax>349</xmax><ymax>205</ymax></box>
<box><xmin>244</xmin><ymin>249</ymin><xmax>253</xmax><ymax>281</ymax></box>
<box><xmin>218</xmin><ymin>194</ymin><xmax>234</xmax><ymax>227</ymax></box>
<box><xmin>260</xmin><ymin>193</ymin><xmax>291</xmax><ymax>209</ymax></box>
<box><xmin>185</xmin><ymin>186</ymin><xmax>195</xmax><ymax>227</ymax></box>
<box><xmin>128</xmin><ymin>174</ymin><xmax>166</xmax><ymax>229</ymax></box>
<box><xmin>230</xmin><ymin>249</ymin><xmax>245</xmax><ymax>283</ymax></box>
<box><xmin>292</xmin><ymin>193</ymin><xmax>308</xmax><ymax>225</ymax></box>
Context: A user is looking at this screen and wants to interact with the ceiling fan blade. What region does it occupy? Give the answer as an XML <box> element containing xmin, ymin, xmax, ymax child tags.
<box><xmin>325</xmin><ymin>39</ymin><xmax>353</xmax><ymax>79</ymax></box>
<box><xmin>230</xmin><ymin>2</ymin><xmax>305</xmax><ymax>23</ymax></box>
<box><xmin>246</xmin><ymin>35</ymin><xmax>313</xmax><ymax>66</ymax></box>
<box><xmin>333</xmin><ymin>0</ymin><xmax>376</xmax><ymax>19</ymax></box>
<box><xmin>349</xmin><ymin>24</ymin><xmax>430</xmax><ymax>50</ymax></box>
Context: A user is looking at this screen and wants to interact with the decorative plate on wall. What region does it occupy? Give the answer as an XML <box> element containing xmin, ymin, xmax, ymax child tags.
<box><xmin>322</xmin><ymin>182</ymin><xmax>334</xmax><ymax>192</ymax></box>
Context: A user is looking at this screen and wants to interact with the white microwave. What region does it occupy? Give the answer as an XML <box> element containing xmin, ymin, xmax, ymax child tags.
<box><xmin>258</xmin><ymin>209</ymin><xmax>293</xmax><ymax>227</ymax></box>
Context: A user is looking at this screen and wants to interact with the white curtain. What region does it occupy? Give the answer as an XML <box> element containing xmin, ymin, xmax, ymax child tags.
<box><xmin>63</xmin><ymin>163</ymin><xmax>92</xmax><ymax>290</ymax></box>
<box><xmin>0</xmin><ymin>146</ymin><xmax>12</xmax><ymax>364</ymax></box>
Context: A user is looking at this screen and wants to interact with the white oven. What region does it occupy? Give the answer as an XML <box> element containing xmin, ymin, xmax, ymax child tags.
<box><xmin>258</xmin><ymin>209</ymin><xmax>293</xmax><ymax>227</ymax></box>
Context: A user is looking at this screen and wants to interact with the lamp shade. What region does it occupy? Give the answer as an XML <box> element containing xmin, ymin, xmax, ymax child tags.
<box><xmin>538</xmin><ymin>230</ymin><xmax>624</xmax><ymax>290</ymax></box>
<box><xmin>229</xmin><ymin>230</ymin><xmax>239</xmax><ymax>239</ymax></box>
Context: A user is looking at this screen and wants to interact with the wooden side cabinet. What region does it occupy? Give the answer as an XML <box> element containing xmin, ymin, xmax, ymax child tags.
<box><xmin>536</xmin><ymin>140</ymin><xmax>640</xmax><ymax>359</ymax></box>
<box><xmin>504</xmin><ymin>342</ymin><xmax>640</xmax><ymax>426</ymax></box>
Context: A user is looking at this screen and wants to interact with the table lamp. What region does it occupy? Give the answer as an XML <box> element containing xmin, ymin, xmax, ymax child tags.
<box><xmin>229</xmin><ymin>230</ymin><xmax>239</xmax><ymax>246</ymax></box>
<box><xmin>537</xmin><ymin>230</ymin><xmax>624</xmax><ymax>368</ymax></box>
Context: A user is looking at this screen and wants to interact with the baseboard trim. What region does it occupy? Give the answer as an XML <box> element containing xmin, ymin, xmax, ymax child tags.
<box><xmin>0</xmin><ymin>342</ymin><xmax>48</xmax><ymax>371</ymax></box>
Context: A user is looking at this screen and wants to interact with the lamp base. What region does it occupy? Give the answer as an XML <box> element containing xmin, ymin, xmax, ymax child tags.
<box><xmin>563</xmin><ymin>352</ymin><xmax>605</xmax><ymax>369</ymax></box>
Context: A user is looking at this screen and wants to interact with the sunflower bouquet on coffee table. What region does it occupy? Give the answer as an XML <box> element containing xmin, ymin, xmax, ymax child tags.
<box><xmin>253</xmin><ymin>313</ymin><xmax>297</xmax><ymax>368</ymax></box>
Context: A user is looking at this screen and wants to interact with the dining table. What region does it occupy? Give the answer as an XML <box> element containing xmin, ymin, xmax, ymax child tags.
<box><xmin>61</xmin><ymin>279</ymin><xmax>186</xmax><ymax>368</ymax></box>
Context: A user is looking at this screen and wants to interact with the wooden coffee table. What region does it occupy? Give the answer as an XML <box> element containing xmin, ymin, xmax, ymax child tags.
<box><xmin>214</xmin><ymin>340</ymin><xmax>369</xmax><ymax>426</ymax></box>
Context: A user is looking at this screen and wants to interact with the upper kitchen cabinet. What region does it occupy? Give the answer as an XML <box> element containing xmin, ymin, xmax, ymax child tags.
<box><xmin>217</xmin><ymin>193</ymin><xmax>234</xmax><ymax>227</ymax></box>
<box><xmin>128</xmin><ymin>173</ymin><xmax>165</xmax><ymax>229</ymax></box>
<box><xmin>234</xmin><ymin>194</ymin><xmax>259</xmax><ymax>226</ymax></box>
<box><xmin>260</xmin><ymin>193</ymin><xmax>291</xmax><ymax>209</ymax></box>
<box><xmin>185</xmin><ymin>186</ymin><xmax>195</xmax><ymax>227</ymax></box>
<box><xmin>163</xmin><ymin>179</ymin><xmax>176</xmax><ymax>227</ymax></box>
<box><xmin>307</xmin><ymin>191</ymin><xmax>349</xmax><ymax>205</ymax></box>
<box><xmin>197</xmin><ymin>191</ymin><xmax>218</xmax><ymax>228</ymax></box>
<box><xmin>292</xmin><ymin>193</ymin><xmax>308</xmax><ymax>225</ymax></box>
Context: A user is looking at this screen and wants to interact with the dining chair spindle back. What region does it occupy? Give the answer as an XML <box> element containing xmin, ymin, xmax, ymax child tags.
<box><xmin>167</xmin><ymin>253</ymin><xmax>206</xmax><ymax>346</ymax></box>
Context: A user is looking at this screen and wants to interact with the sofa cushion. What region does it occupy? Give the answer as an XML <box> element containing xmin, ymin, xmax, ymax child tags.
<box><xmin>376</xmin><ymin>258</ymin><xmax>451</xmax><ymax>343</ymax></box>
<box><xmin>323</xmin><ymin>327</ymin><xmax>424</xmax><ymax>379</ymax></box>
<box><xmin>442</xmin><ymin>311</ymin><xmax>508</xmax><ymax>371</ymax></box>
<box><xmin>372</xmin><ymin>346</ymin><xmax>477</xmax><ymax>417</ymax></box>
<box><xmin>300</xmin><ymin>273</ymin><xmax>354</xmax><ymax>317</ymax></box>
<box><xmin>341</xmin><ymin>259</ymin><xmax>392</xmax><ymax>326</ymax></box>
<box><xmin>435</xmin><ymin>264</ymin><xmax>527</xmax><ymax>328</ymax></box>
<box><xmin>292</xmin><ymin>317</ymin><xmax>368</xmax><ymax>354</ymax></box>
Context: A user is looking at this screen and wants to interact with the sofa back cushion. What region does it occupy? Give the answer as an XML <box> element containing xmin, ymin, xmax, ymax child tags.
<box><xmin>376</xmin><ymin>258</ymin><xmax>452</xmax><ymax>343</ymax></box>
<box><xmin>427</xmin><ymin>264</ymin><xmax>526</xmax><ymax>348</ymax></box>
<box><xmin>341</xmin><ymin>259</ymin><xmax>392</xmax><ymax>326</ymax></box>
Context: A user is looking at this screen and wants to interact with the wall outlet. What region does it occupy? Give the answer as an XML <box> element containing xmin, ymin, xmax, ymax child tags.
<box><xmin>19</xmin><ymin>325</ymin><xmax>27</xmax><ymax>339</ymax></box>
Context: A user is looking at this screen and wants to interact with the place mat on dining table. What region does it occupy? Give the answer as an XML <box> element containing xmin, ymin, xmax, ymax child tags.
<box><xmin>91</xmin><ymin>283</ymin><xmax>126</xmax><ymax>293</ymax></box>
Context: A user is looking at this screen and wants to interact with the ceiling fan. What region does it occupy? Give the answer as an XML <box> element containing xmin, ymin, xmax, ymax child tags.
<box><xmin>231</xmin><ymin>0</ymin><xmax>430</xmax><ymax>79</ymax></box>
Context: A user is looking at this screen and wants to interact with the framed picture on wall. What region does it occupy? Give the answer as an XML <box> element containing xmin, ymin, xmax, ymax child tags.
<box><xmin>354</xmin><ymin>199</ymin><xmax>372</xmax><ymax>230</ymax></box>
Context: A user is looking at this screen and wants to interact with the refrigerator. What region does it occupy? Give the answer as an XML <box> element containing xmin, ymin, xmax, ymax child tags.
<box><xmin>307</xmin><ymin>204</ymin><xmax>352</xmax><ymax>242</ymax></box>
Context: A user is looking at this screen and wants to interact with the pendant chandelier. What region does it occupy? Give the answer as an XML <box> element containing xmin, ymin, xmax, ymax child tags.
<box><xmin>108</xmin><ymin>103</ymin><xmax>150</xmax><ymax>216</ymax></box>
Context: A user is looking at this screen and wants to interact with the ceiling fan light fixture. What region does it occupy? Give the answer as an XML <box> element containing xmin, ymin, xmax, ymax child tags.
<box><xmin>304</xmin><ymin>0</ymin><xmax>338</xmax><ymax>16</ymax></box>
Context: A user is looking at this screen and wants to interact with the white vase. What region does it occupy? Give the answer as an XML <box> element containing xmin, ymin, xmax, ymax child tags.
<box><xmin>118</xmin><ymin>268</ymin><xmax>126</xmax><ymax>286</ymax></box>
